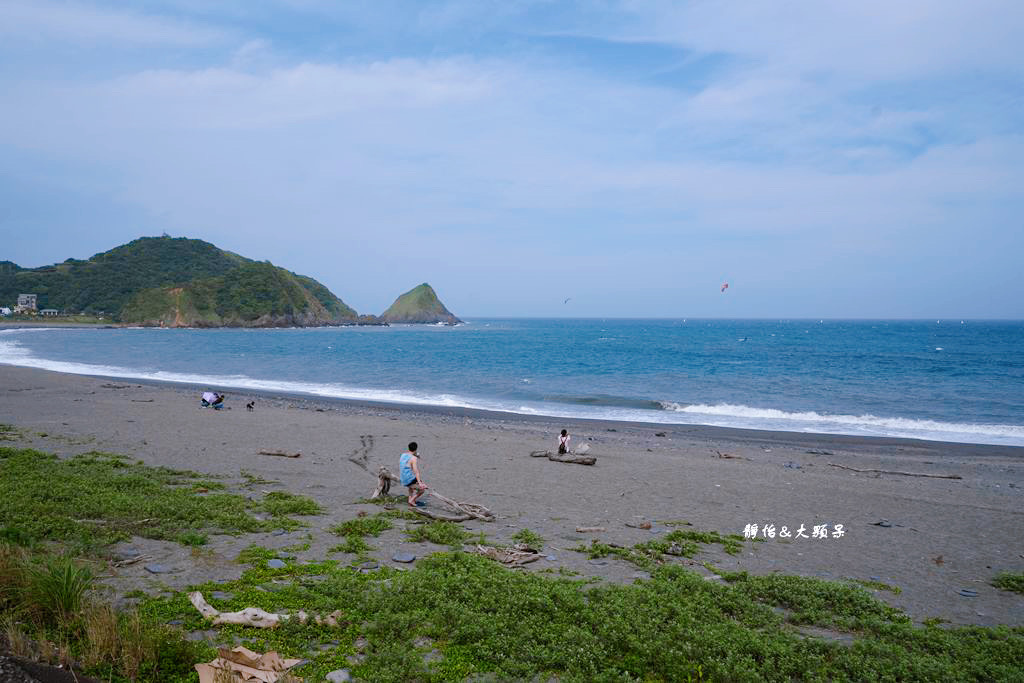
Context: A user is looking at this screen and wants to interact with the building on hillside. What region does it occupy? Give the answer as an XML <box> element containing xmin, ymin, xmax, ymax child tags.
<box><xmin>15</xmin><ymin>294</ymin><xmax>37</xmax><ymax>313</ymax></box>
<box><xmin>40</xmin><ymin>309</ymin><xmax>59</xmax><ymax>317</ymax></box>
<box><xmin>0</xmin><ymin>307</ymin><xmax>11</xmax><ymax>316</ymax></box>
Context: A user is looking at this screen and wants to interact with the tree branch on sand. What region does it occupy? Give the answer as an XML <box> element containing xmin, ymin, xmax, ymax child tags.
<box><xmin>189</xmin><ymin>592</ymin><xmax>344</xmax><ymax>628</ymax></box>
<box><xmin>827</xmin><ymin>463</ymin><xmax>962</xmax><ymax>479</ymax></box>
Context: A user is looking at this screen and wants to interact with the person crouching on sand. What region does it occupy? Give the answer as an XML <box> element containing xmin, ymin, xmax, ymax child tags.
<box><xmin>399</xmin><ymin>442</ymin><xmax>427</xmax><ymax>508</ymax></box>
<box><xmin>558</xmin><ymin>429</ymin><xmax>570</xmax><ymax>455</ymax></box>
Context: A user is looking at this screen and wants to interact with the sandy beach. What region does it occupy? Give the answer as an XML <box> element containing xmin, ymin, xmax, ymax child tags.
<box><xmin>1</xmin><ymin>363</ymin><xmax>1022</xmax><ymax>628</ymax></box>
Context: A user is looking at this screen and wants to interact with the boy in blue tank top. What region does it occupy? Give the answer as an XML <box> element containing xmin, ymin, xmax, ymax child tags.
<box><xmin>398</xmin><ymin>442</ymin><xmax>427</xmax><ymax>508</ymax></box>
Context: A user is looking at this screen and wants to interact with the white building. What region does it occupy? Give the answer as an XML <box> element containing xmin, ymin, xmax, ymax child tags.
<box><xmin>15</xmin><ymin>294</ymin><xmax>37</xmax><ymax>313</ymax></box>
<box><xmin>0</xmin><ymin>307</ymin><xmax>11</xmax><ymax>316</ymax></box>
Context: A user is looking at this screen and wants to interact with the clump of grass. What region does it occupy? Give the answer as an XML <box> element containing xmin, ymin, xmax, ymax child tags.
<box><xmin>404</xmin><ymin>521</ymin><xmax>473</xmax><ymax>548</ymax></box>
<box><xmin>850</xmin><ymin>578</ymin><xmax>901</xmax><ymax>594</ymax></box>
<box><xmin>259</xmin><ymin>491</ymin><xmax>323</xmax><ymax>517</ymax></box>
<box><xmin>329</xmin><ymin>516</ymin><xmax>392</xmax><ymax>538</ymax></box>
<box><xmin>721</xmin><ymin>570</ymin><xmax>910</xmax><ymax>631</ymax></box>
<box><xmin>664</xmin><ymin>529</ymin><xmax>744</xmax><ymax>555</ymax></box>
<box><xmin>240</xmin><ymin>469</ymin><xmax>279</xmax><ymax>487</ymax></box>
<box><xmin>0</xmin><ymin>424</ymin><xmax>20</xmax><ymax>441</ymax></box>
<box><xmin>177</xmin><ymin>531</ymin><xmax>209</xmax><ymax>547</ymax></box>
<box><xmin>236</xmin><ymin>545</ymin><xmax>278</xmax><ymax>565</ymax></box>
<box><xmin>376</xmin><ymin>507</ymin><xmax>422</xmax><ymax>521</ymax></box>
<box><xmin>22</xmin><ymin>554</ymin><xmax>94</xmax><ymax>626</ymax></box>
<box><xmin>991</xmin><ymin>571</ymin><xmax>1024</xmax><ymax>594</ymax></box>
<box><xmin>0</xmin><ymin>525</ymin><xmax>35</xmax><ymax>547</ymax></box>
<box><xmin>78</xmin><ymin>604</ymin><xmax>206</xmax><ymax>681</ymax></box>
<box><xmin>573</xmin><ymin>527</ymin><xmax>745</xmax><ymax>571</ymax></box>
<box><xmin>330</xmin><ymin>536</ymin><xmax>373</xmax><ymax>554</ymax></box>
<box><xmin>510</xmin><ymin>528</ymin><xmax>544</xmax><ymax>548</ymax></box>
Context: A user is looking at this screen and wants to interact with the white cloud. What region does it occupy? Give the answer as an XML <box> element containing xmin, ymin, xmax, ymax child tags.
<box><xmin>0</xmin><ymin>1</ymin><xmax>1021</xmax><ymax>315</ymax></box>
<box><xmin>613</xmin><ymin>0</ymin><xmax>1024</xmax><ymax>81</ymax></box>
<box><xmin>0</xmin><ymin>0</ymin><xmax>226</xmax><ymax>46</ymax></box>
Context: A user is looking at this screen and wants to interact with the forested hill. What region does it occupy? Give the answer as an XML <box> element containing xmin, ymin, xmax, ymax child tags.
<box><xmin>0</xmin><ymin>237</ymin><xmax>360</xmax><ymax>327</ymax></box>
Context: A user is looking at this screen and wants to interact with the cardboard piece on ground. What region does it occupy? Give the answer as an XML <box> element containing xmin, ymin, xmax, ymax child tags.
<box><xmin>195</xmin><ymin>646</ymin><xmax>302</xmax><ymax>683</ymax></box>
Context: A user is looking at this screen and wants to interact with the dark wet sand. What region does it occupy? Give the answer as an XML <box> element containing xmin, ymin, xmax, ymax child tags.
<box><xmin>1</xmin><ymin>364</ymin><xmax>1021</xmax><ymax>626</ymax></box>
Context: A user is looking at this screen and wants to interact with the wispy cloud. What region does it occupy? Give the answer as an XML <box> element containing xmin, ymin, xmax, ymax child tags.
<box><xmin>0</xmin><ymin>0</ymin><xmax>226</xmax><ymax>46</ymax></box>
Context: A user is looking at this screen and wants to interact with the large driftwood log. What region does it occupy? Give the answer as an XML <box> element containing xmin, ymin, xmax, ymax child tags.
<box><xmin>371</xmin><ymin>467</ymin><xmax>494</xmax><ymax>521</ymax></box>
<box><xmin>189</xmin><ymin>592</ymin><xmax>343</xmax><ymax>629</ymax></box>
<box><xmin>259</xmin><ymin>450</ymin><xmax>300</xmax><ymax>458</ymax></box>
<box><xmin>827</xmin><ymin>463</ymin><xmax>962</xmax><ymax>480</ymax></box>
<box><xmin>421</xmin><ymin>490</ymin><xmax>494</xmax><ymax>522</ymax></box>
<box><xmin>529</xmin><ymin>450</ymin><xmax>596</xmax><ymax>465</ymax></box>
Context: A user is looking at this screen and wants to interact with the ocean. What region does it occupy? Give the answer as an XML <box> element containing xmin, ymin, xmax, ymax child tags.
<box><xmin>1</xmin><ymin>319</ymin><xmax>1022</xmax><ymax>447</ymax></box>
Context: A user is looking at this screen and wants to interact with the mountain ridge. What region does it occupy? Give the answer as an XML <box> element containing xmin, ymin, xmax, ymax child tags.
<box><xmin>1</xmin><ymin>237</ymin><xmax>460</xmax><ymax>327</ymax></box>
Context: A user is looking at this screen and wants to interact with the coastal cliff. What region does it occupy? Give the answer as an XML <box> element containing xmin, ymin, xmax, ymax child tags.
<box><xmin>0</xmin><ymin>237</ymin><xmax>360</xmax><ymax>327</ymax></box>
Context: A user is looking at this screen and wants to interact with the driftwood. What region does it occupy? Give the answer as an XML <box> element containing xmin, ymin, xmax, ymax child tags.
<box><xmin>371</xmin><ymin>466</ymin><xmax>400</xmax><ymax>499</ymax></box>
<box><xmin>371</xmin><ymin>467</ymin><xmax>494</xmax><ymax>521</ymax></box>
<box><xmin>189</xmin><ymin>592</ymin><xmax>343</xmax><ymax>629</ymax></box>
<box><xmin>625</xmin><ymin>521</ymin><xmax>652</xmax><ymax>530</ymax></box>
<box><xmin>715</xmin><ymin>450</ymin><xmax>750</xmax><ymax>461</ymax></box>
<box><xmin>112</xmin><ymin>554</ymin><xmax>152</xmax><ymax>568</ymax></box>
<box><xmin>827</xmin><ymin>463</ymin><xmax>962</xmax><ymax>480</ymax></box>
<box><xmin>472</xmin><ymin>543</ymin><xmax>541</xmax><ymax>566</ymax></box>
<box><xmin>575</xmin><ymin>526</ymin><xmax>606</xmax><ymax>533</ymax></box>
<box><xmin>529</xmin><ymin>450</ymin><xmax>596</xmax><ymax>466</ymax></box>
<box><xmin>259</xmin><ymin>450</ymin><xmax>301</xmax><ymax>458</ymax></box>
<box><xmin>195</xmin><ymin>646</ymin><xmax>301</xmax><ymax>683</ymax></box>
<box><xmin>421</xmin><ymin>490</ymin><xmax>495</xmax><ymax>522</ymax></box>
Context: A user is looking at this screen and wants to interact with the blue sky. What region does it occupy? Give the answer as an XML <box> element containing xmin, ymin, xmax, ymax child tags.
<box><xmin>1</xmin><ymin>1</ymin><xmax>1022</xmax><ymax>318</ymax></box>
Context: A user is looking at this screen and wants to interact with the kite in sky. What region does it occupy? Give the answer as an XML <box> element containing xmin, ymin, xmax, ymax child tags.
<box><xmin>564</xmin><ymin>297</ymin><xmax>572</xmax><ymax>304</ymax></box>
<box><xmin>721</xmin><ymin>282</ymin><xmax>729</xmax><ymax>293</ymax></box>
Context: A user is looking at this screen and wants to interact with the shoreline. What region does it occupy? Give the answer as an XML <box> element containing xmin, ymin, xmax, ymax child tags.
<box><xmin>0</xmin><ymin>360</ymin><xmax>1021</xmax><ymax>455</ymax></box>
<box><xmin>116</xmin><ymin>373</ymin><xmax>1024</xmax><ymax>458</ymax></box>
<box><xmin>1</xmin><ymin>363</ymin><xmax>1022</xmax><ymax>628</ymax></box>
<box><xmin>2</xmin><ymin>323</ymin><xmax>1021</xmax><ymax>450</ymax></box>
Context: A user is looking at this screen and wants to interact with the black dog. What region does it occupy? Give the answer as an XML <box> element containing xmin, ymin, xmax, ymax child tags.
<box><xmin>246</xmin><ymin>401</ymin><xmax>255</xmax><ymax>412</ymax></box>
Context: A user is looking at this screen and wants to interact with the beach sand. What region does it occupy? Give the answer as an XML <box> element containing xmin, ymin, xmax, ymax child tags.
<box><xmin>1</xmin><ymin>364</ymin><xmax>1021</xmax><ymax>627</ymax></box>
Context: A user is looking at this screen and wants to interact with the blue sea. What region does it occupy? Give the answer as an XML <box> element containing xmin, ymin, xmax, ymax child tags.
<box><xmin>2</xmin><ymin>319</ymin><xmax>1022</xmax><ymax>447</ymax></box>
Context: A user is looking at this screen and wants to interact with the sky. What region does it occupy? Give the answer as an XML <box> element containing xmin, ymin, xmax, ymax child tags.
<box><xmin>1</xmin><ymin>1</ymin><xmax>1022</xmax><ymax>319</ymax></box>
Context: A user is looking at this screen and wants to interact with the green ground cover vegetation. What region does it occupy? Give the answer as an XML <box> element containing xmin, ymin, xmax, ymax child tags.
<box><xmin>2</xmin><ymin>443</ymin><xmax>1022</xmax><ymax>681</ymax></box>
<box><xmin>991</xmin><ymin>571</ymin><xmax>1024</xmax><ymax>595</ymax></box>
<box><xmin>0</xmin><ymin>448</ymin><xmax>320</xmax><ymax>551</ymax></box>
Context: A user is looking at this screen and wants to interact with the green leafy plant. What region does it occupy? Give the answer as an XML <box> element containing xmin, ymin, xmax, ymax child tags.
<box><xmin>259</xmin><ymin>491</ymin><xmax>323</xmax><ymax>517</ymax></box>
<box><xmin>404</xmin><ymin>521</ymin><xmax>473</xmax><ymax>548</ymax></box>
<box><xmin>329</xmin><ymin>516</ymin><xmax>392</xmax><ymax>538</ymax></box>
<box><xmin>510</xmin><ymin>528</ymin><xmax>545</xmax><ymax>548</ymax></box>
<box><xmin>992</xmin><ymin>571</ymin><xmax>1024</xmax><ymax>594</ymax></box>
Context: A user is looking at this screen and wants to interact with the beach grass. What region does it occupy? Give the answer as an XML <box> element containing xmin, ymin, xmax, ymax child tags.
<box><xmin>0</xmin><ymin>447</ymin><xmax>317</xmax><ymax>550</ymax></box>
<box><xmin>3</xmin><ymin>444</ymin><xmax>1023</xmax><ymax>681</ymax></box>
<box><xmin>133</xmin><ymin>551</ymin><xmax>1024</xmax><ymax>682</ymax></box>
<box><xmin>991</xmin><ymin>571</ymin><xmax>1024</xmax><ymax>595</ymax></box>
<box><xmin>404</xmin><ymin>520</ymin><xmax>475</xmax><ymax>548</ymax></box>
<box><xmin>510</xmin><ymin>528</ymin><xmax>545</xmax><ymax>548</ymax></box>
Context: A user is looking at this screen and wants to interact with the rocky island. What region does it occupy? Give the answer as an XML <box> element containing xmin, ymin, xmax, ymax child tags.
<box><xmin>379</xmin><ymin>283</ymin><xmax>462</xmax><ymax>325</ymax></box>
